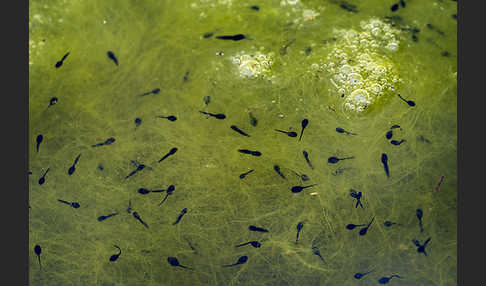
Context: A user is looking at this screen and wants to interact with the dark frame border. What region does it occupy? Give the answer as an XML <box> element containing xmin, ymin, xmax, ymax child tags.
<box><xmin>3</xmin><ymin>0</ymin><xmax>475</xmax><ymax>285</ymax></box>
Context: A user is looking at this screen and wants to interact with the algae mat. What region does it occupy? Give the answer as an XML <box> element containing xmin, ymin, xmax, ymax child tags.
<box><xmin>29</xmin><ymin>0</ymin><xmax>457</xmax><ymax>285</ymax></box>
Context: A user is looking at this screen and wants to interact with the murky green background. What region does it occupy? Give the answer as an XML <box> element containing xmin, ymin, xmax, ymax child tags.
<box><xmin>29</xmin><ymin>0</ymin><xmax>457</xmax><ymax>285</ymax></box>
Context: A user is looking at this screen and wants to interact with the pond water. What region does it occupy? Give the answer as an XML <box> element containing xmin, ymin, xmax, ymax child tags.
<box><xmin>29</xmin><ymin>0</ymin><xmax>457</xmax><ymax>285</ymax></box>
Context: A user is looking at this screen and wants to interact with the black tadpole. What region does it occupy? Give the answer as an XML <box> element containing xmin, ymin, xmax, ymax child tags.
<box><xmin>384</xmin><ymin>221</ymin><xmax>398</xmax><ymax>227</ymax></box>
<box><xmin>109</xmin><ymin>245</ymin><xmax>122</xmax><ymax>262</ymax></box>
<box><xmin>239</xmin><ymin>169</ymin><xmax>254</xmax><ymax>179</ymax></box>
<box><xmin>349</xmin><ymin>189</ymin><xmax>363</xmax><ymax>208</ymax></box>
<box><xmin>231</xmin><ymin>125</ymin><xmax>250</xmax><ymax>137</ymax></box>
<box><xmin>139</xmin><ymin>88</ymin><xmax>160</xmax><ymax>96</ymax></box>
<box><xmin>413</xmin><ymin>237</ymin><xmax>431</xmax><ymax>256</ymax></box>
<box><xmin>134</xmin><ymin>118</ymin><xmax>142</xmax><ymax>127</ymax></box>
<box><xmin>168</xmin><ymin>257</ymin><xmax>191</xmax><ymax>269</ymax></box>
<box><xmin>248</xmin><ymin>112</ymin><xmax>258</xmax><ymax>126</ymax></box>
<box><xmin>397</xmin><ymin>94</ymin><xmax>416</xmax><ymax>106</ymax></box>
<box><xmin>289</xmin><ymin>169</ymin><xmax>309</xmax><ymax>182</ymax></box>
<box><xmin>215</xmin><ymin>34</ymin><xmax>246</xmax><ymax>41</ymax></box>
<box><xmin>346</xmin><ymin>223</ymin><xmax>366</xmax><ymax>230</ymax></box>
<box><xmin>328</xmin><ymin>156</ymin><xmax>354</xmax><ymax>164</ymax></box>
<box><xmin>299</xmin><ymin>119</ymin><xmax>309</xmax><ymax>141</ymax></box>
<box><xmin>132</xmin><ymin>211</ymin><xmax>149</xmax><ymax>228</ymax></box>
<box><xmin>98</xmin><ymin>212</ymin><xmax>118</xmax><ymax>222</ymax></box>
<box><xmin>378</xmin><ymin>275</ymin><xmax>402</xmax><ymax>284</ymax></box>
<box><xmin>275</xmin><ymin>129</ymin><xmax>298</xmax><ymax>138</ymax></box>
<box><xmin>159</xmin><ymin>147</ymin><xmax>178</xmax><ymax>163</ymax></box>
<box><xmin>302</xmin><ymin>150</ymin><xmax>314</xmax><ymax>169</ymax></box>
<box><xmin>156</xmin><ymin>115</ymin><xmax>177</xmax><ymax>122</ymax></box>
<box><xmin>238</xmin><ymin>149</ymin><xmax>261</xmax><ymax>156</ymax></box>
<box><xmin>92</xmin><ymin>137</ymin><xmax>116</xmax><ymax>147</ymax></box>
<box><xmin>48</xmin><ymin>97</ymin><xmax>58</xmax><ymax>107</ymax></box>
<box><xmin>36</xmin><ymin>134</ymin><xmax>43</xmax><ymax>153</ymax></box>
<box><xmin>159</xmin><ymin>185</ymin><xmax>175</xmax><ymax>206</ymax></box>
<box><xmin>381</xmin><ymin>153</ymin><xmax>390</xmax><ymax>178</ymax></box>
<box><xmin>203</xmin><ymin>96</ymin><xmax>211</xmax><ymax>106</ymax></box>
<box><xmin>199</xmin><ymin>110</ymin><xmax>226</xmax><ymax>119</ymax></box>
<box><xmin>34</xmin><ymin>245</ymin><xmax>42</xmax><ymax>270</ymax></box>
<box><xmin>359</xmin><ymin>216</ymin><xmax>375</xmax><ymax>236</ymax></box>
<box><xmin>55</xmin><ymin>52</ymin><xmax>70</xmax><ymax>68</ymax></box>
<box><xmin>312</xmin><ymin>246</ymin><xmax>325</xmax><ymax>262</ymax></box>
<box><xmin>296</xmin><ymin>222</ymin><xmax>304</xmax><ymax>242</ymax></box>
<box><xmin>58</xmin><ymin>199</ymin><xmax>80</xmax><ymax>209</ymax></box>
<box><xmin>416</xmin><ymin>209</ymin><xmax>424</xmax><ymax>232</ymax></box>
<box><xmin>391</xmin><ymin>139</ymin><xmax>406</xmax><ymax>146</ymax></box>
<box><xmin>273</xmin><ymin>165</ymin><xmax>286</xmax><ymax>179</ymax></box>
<box><xmin>336</xmin><ymin>127</ymin><xmax>356</xmax><ymax>135</ymax></box>
<box><xmin>223</xmin><ymin>256</ymin><xmax>248</xmax><ymax>267</ymax></box>
<box><xmin>38</xmin><ymin>168</ymin><xmax>50</xmax><ymax>185</ymax></box>
<box><xmin>235</xmin><ymin>241</ymin><xmax>261</xmax><ymax>248</ymax></box>
<box><xmin>248</xmin><ymin>225</ymin><xmax>268</xmax><ymax>232</ymax></box>
<box><xmin>291</xmin><ymin>184</ymin><xmax>317</xmax><ymax>193</ymax></box>
<box><xmin>107</xmin><ymin>51</ymin><xmax>119</xmax><ymax>66</ymax></box>
<box><xmin>172</xmin><ymin>208</ymin><xmax>187</xmax><ymax>225</ymax></box>
<box><xmin>68</xmin><ymin>154</ymin><xmax>81</xmax><ymax>175</ymax></box>
<box><xmin>125</xmin><ymin>164</ymin><xmax>146</xmax><ymax>179</ymax></box>
<box><xmin>354</xmin><ymin>270</ymin><xmax>375</xmax><ymax>279</ymax></box>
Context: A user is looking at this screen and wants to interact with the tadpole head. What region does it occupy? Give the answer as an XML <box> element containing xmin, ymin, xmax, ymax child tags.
<box><xmin>291</xmin><ymin>186</ymin><xmax>303</xmax><ymax>193</ymax></box>
<box><xmin>328</xmin><ymin>157</ymin><xmax>339</xmax><ymax>164</ymax></box>
<box><xmin>251</xmin><ymin>241</ymin><xmax>261</xmax><ymax>248</ymax></box>
<box><xmin>167</xmin><ymin>257</ymin><xmax>180</xmax><ymax>266</ymax></box>
<box><xmin>34</xmin><ymin>245</ymin><xmax>41</xmax><ymax>255</ymax></box>
<box><xmin>237</xmin><ymin>256</ymin><xmax>248</xmax><ymax>264</ymax></box>
<box><xmin>358</xmin><ymin>227</ymin><xmax>368</xmax><ymax>236</ymax></box>
<box><xmin>49</xmin><ymin>97</ymin><xmax>58</xmax><ymax>106</ymax></box>
<box><xmin>416</xmin><ymin>209</ymin><xmax>423</xmax><ymax>219</ymax></box>
<box><xmin>138</xmin><ymin>188</ymin><xmax>150</xmax><ymax>195</ymax></box>
<box><xmin>354</xmin><ymin>273</ymin><xmax>364</xmax><ymax>279</ymax></box>
<box><xmin>301</xmin><ymin>119</ymin><xmax>309</xmax><ymax>128</ymax></box>
<box><xmin>297</xmin><ymin>222</ymin><xmax>304</xmax><ymax>230</ymax></box>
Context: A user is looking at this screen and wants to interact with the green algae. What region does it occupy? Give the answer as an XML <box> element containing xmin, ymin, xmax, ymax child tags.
<box><xmin>29</xmin><ymin>0</ymin><xmax>457</xmax><ymax>285</ymax></box>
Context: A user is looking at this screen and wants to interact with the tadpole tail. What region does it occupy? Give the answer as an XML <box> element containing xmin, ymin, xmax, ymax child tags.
<box><xmin>235</xmin><ymin>242</ymin><xmax>250</xmax><ymax>247</ymax></box>
<box><xmin>159</xmin><ymin>194</ymin><xmax>169</xmax><ymax>206</ymax></box>
<box><xmin>299</xmin><ymin>130</ymin><xmax>304</xmax><ymax>141</ymax></box>
<box><xmin>125</xmin><ymin>171</ymin><xmax>136</xmax><ymax>179</ymax></box>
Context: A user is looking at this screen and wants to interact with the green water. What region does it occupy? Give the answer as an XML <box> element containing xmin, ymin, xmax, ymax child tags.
<box><xmin>29</xmin><ymin>0</ymin><xmax>457</xmax><ymax>285</ymax></box>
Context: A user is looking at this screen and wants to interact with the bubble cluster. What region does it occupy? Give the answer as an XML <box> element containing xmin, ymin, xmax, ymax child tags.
<box><xmin>280</xmin><ymin>0</ymin><xmax>300</xmax><ymax>6</ymax></box>
<box><xmin>315</xmin><ymin>18</ymin><xmax>402</xmax><ymax>112</ymax></box>
<box><xmin>231</xmin><ymin>51</ymin><xmax>274</xmax><ymax>80</ymax></box>
<box><xmin>190</xmin><ymin>0</ymin><xmax>233</xmax><ymax>9</ymax></box>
